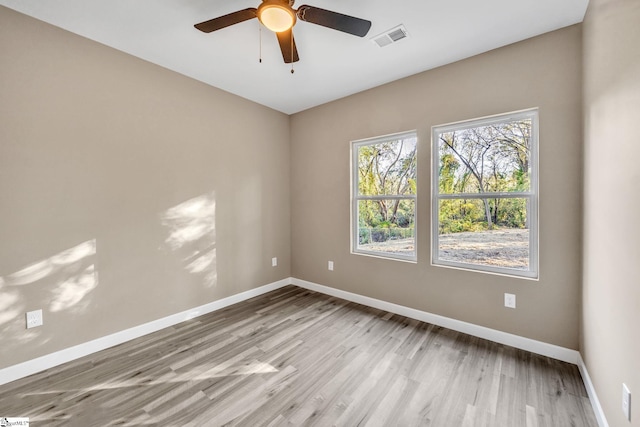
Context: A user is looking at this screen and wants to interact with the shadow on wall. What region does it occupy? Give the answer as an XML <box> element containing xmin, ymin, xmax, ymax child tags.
<box><xmin>160</xmin><ymin>192</ymin><xmax>217</xmax><ymax>289</ymax></box>
<box><xmin>0</xmin><ymin>240</ymin><xmax>98</xmax><ymax>350</ymax></box>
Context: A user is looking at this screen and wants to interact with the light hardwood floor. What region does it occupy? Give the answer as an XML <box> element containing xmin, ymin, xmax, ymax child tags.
<box><xmin>0</xmin><ymin>286</ymin><xmax>597</xmax><ymax>426</ymax></box>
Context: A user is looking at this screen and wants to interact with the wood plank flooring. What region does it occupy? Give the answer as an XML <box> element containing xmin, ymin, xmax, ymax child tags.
<box><xmin>0</xmin><ymin>286</ymin><xmax>597</xmax><ymax>426</ymax></box>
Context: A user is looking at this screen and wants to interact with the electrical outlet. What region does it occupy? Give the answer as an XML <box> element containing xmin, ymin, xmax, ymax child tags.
<box><xmin>272</xmin><ymin>257</ymin><xmax>277</xmax><ymax>267</ymax></box>
<box><xmin>26</xmin><ymin>309</ymin><xmax>43</xmax><ymax>329</ymax></box>
<box><xmin>504</xmin><ymin>293</ymin><xmax>516</xmax><ymax>309</ymax></box>
<box><xmin>623</xmin><ymin>383</ymin><xmax>631</xmax><ymax>421</ymax></box>
<box><xmin>328</xmin><ymin>261</ymin><xmax>334</xmax><ymax>271</ymax></box>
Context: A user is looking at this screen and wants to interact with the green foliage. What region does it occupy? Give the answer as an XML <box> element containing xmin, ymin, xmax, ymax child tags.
<box><xmin>357</xmin><ymin>137</ymin><xmax>417</xmax><ymax>245</ymax></box>
<box><xmin>359</xmin><ymin>225</ymin><xmax>414</xmax><ymax>245</ymax></box>
<box><xmin>438</xmin><ymin>199</ymin><xmax>486</xmax><ymax>234</ymax></box>
<box><xmin>358</xmin><ymin>139</ymin><xmax>417</xmax><ymax>197</ymax></box>
<box><xmin>437</xmin><ymin>119</ymin><xmax>532</xmax><ymax>234</ymax></box>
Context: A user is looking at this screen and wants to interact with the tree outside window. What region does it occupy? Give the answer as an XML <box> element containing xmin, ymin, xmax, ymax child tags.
<box><xmin>432</xmin><ymin>110</ymin><xmax>538</xmax><ymax>278</ymax></box>
<box><xmin>352</xmin><ymin>131</ymin><xmax>417</xmax><ymax>261</ymax></box>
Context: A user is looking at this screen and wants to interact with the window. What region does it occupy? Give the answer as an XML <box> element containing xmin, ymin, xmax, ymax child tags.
<box><xmin>432</xmin><ymin>109</ymin><xmax>538</xmax><ymax>278</ymax></box>
<box><xmin>352</xmin><ymin>131</ymin><xmax>417</xmax><ymax>261</ymax></box>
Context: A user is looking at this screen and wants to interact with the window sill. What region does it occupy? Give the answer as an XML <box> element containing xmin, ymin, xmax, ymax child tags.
<box><xmin>352</xmin><ymin>250</ymin><xmax>417</xmax><ymax>263</ymax></box>
<box><xmin>431</xmin><ymin>260</ymin><xmax>539</xmax><ymax>280</ymax></box>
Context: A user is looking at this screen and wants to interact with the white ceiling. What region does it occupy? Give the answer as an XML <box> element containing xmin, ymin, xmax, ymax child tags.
<box><xmin>0</xmin><ymin>0</ymin><xmax>589</xmax><ymax>114</ymax></box>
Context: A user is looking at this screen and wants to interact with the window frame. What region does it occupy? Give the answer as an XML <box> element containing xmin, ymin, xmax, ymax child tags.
<box><xmin>351</xmin><ymin>130</ymin><xmax>418</xmax><ymax>262</ymax></box>
<box><xmin>431</xmin><ymin>109</ymin><xmax>539</xmax><ymax>279</ymax></box>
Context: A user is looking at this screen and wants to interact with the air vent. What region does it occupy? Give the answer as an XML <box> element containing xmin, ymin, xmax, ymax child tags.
<box><xmin>371</xmin><ymin>25</ymin><xmax>408</xmax><ymax>48</ymax></box>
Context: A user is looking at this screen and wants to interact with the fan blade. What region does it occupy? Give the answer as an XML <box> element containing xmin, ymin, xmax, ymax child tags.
<box><xmin>296</xmin><ymin>5</ymin><xmax>371</xmax><ymax>37</ymax></box>
<box><xmin>276</xmin><ymin>29</ymin><xmax>299</xmax><ymax>63</ymax></box>
<box><xmin>195</xmin><ymin>8</ymin><xmax>257</xmax><ymax>33</ymax></box>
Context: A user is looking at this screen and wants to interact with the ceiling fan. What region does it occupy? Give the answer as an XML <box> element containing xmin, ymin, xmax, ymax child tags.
<box><xmin>194</xmin><ymin>0</ymin><xmax>372</xmax><ymax>64</ymax></box>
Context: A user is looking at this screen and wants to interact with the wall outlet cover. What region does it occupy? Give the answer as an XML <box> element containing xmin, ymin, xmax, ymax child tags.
<box><xmin>26</xmin><ymin>309</ymin><xmax>43</xmax><ymax>329</ymax></box>
<box><xmin>504</xmin><ymin>293</ymin><xmax>516</xmax><ymax>309</ymax></box>
<box><xmin>272</xmin><ymin>257</ymin><xmax>278</xmax><ymax>267</ymax></box>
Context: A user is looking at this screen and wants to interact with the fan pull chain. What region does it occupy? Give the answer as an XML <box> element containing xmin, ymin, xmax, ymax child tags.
<box><xmin>259</xmin><ymin>24</ymin><xmax>262</xmax><ymax>63</ymax></box>
<box><xmin>290</xmin><ymin>33</ymin><xmax>294</xmax><ymax>74</ymax></box>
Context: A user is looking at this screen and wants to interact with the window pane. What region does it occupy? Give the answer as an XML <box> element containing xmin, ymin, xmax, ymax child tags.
<box><xmin>357</xmin><ymin>137</ymin><xmax>417</xmax><ymax>196</ymax></box>
<box><xmin>438</xmin><ymin>198</ymin><xmax>529</xmax><ymax>270</ymax></box>
<box><xmin>437</xmin><ymin>119</ymin><xmax>531</xmax><ymax>194</ymax></box>
<box><xmin>358</xmin><ymin>199</ymin><xmax>415</xmax><ymax>257</ymax></box>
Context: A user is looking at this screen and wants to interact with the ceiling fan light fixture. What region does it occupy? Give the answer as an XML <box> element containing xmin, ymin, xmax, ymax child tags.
<box><xmin>195</xmin><ymin>1</ymin><xmax>372</xmax><ymax>66</ymax></box>
<box><xmin>258</xmin><ymin>2</ymin><xmax>296</xmax><ymax>32</ymax></box>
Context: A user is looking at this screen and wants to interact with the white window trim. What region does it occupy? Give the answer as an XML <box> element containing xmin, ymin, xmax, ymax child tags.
<box><xmin>351</xmin><ymin>130</ymin><xmax>418</xmax><ymax>262</ymax></box>
<box><xmin>431</xmin><ymin>109</ymin><xmax>539</xmax><ymax>279</ymax></box>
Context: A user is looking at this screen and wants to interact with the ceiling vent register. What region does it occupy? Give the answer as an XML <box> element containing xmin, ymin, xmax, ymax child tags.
<box><xmin>371</xmin><ymin>25</ymin><xmax>408</xmax><ymax>47</ymax></box>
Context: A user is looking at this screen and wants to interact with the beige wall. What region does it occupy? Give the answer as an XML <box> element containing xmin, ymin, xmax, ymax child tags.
<box><xmin>3</xmin><ymin>3</ymin><xmax>638</xmax><ymax>424</ymax></box>
<box><xmin>291</xmin><ymin>25</ymin><xmax>583</xmax><ymax>349</ymax></box>
<box><xmin>7</xmin><ymin>9</ymin><xmax>631</xmax><ymax>422</ymax></box>
<box><xmin>0</xmin><ymin>7</ymin><xmax>291</xmax><ymax>369</ymax></box>
<box><xmin>582</xmin><ymin>0</ymin><xmax>640</xmax><ymax>425</ymax></box>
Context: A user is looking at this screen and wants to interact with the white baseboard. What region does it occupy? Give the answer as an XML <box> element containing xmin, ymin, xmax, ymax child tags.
<box><xmin>1</xmin><ymin>276</ymin><xmax>607</xmax><ymax>427</ymax></box>
<box><xmin>577</xmin><ymin>353</ymin><xmax>609</xmax><ymax>427</ymax></box>
<box><xmin>0</xmin><ymin>278</ymin><xmax>290</xmax><ymax>387</ymax></box>
<box><xmin>292</xmin><ymin>278</ymin><xmax>579</xmax><ymax>364</ymax></box>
